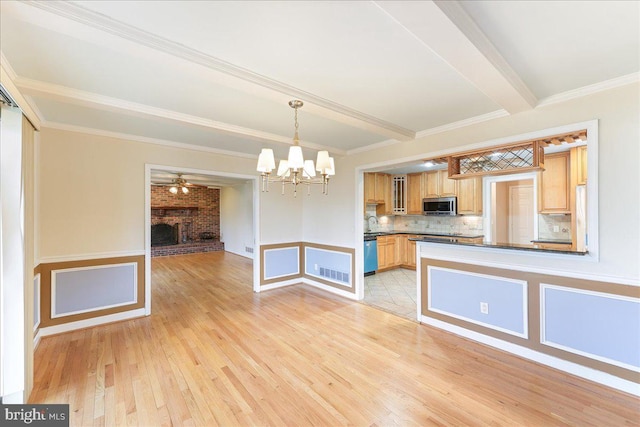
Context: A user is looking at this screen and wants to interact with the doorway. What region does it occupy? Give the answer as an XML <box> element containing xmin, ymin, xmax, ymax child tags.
<box><xmin>486</xmin><ymin>172</ymin><xmax>538</xmax><ymax>244</ymax></box>
<box><xmin>144</xmin><ymin>165</ymin><xmax>260</xmax><ymax>315</ymax></box>
<box><xmin>508</xmin><ymin>183</ymin><xmax>534</xmax><ymax>244</ymax></box>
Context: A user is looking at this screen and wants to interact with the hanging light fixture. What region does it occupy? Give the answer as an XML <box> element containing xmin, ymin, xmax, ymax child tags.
<box><xmin>168</xmin><ymin>174</ymin><xmax>190</xmax><ymax>194</ymax></box>
<box><xmin>257</xmin><ymin>100</ymin><xmax>335</xmax><ymax>196</ymax></box>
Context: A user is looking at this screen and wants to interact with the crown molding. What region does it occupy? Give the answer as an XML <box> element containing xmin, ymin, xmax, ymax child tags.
<box><xmin>42</xmin><ymin>121</ymin><xmax>259</xmax><ymax>159</ymax></box>
<box><xmin>16</xmin><ymin>77</ymin><xmax>346</xmax><ymax>154</ymax></box>
<box><xmin>536</xmin><ymin>72</ymin><xmax>640</xmax><ymax>108</ymax></box>
<box><xmin>23</xmin><ymin>0</ymin><xmax>415</xmax><ymax>141</ymax></box>
<box><xmin>0</xmin><ymin>52</ymin><xmax>42</xmax><ymax>129</ymax></box>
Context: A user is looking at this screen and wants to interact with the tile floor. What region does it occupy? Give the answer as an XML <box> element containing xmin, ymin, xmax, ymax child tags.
<box><xmin>363</xmin><ymin>268</ymin><xmax>418</xmax><ymax>320</ymax></box>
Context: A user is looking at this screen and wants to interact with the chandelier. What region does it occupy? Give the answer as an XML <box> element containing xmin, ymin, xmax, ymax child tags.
<box><xmin>256</xmin><ymin>100</ymin><xmax>335</xmax><ymax>196</ymax></box>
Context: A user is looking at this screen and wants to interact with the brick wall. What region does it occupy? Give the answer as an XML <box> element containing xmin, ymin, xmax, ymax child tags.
<box><xmin>151</xmin><ymin>185</ymin><xmax>220</xmax><ymax>241</ymax></box>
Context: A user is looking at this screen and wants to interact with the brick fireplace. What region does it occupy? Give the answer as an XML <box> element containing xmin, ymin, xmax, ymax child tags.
<box><xmin>151</xmin><ymin>185</ymin><xmax>224</xmax><ymax>257</ymax></box>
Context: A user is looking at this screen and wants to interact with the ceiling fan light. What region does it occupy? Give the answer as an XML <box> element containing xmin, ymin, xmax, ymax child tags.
<box><xmin>169</xmin><ymin>186</ymin><xmax>178</xmax><ymax>194</ymax></box>
<box><xmin>181</xmin><ymin>186</ymin><xmax>189</xmax><ymax>194</ymax></box>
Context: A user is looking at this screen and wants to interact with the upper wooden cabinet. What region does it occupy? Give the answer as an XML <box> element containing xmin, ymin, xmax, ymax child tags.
<box><xmin>457</xmin><ymin>177</ymin><xmax>483</xmax><ymax>216</ymax></box>
<box><xmin>364</xmin><ymin>172</ymin><xmax>376</xmax><ymax>203</ymax></box>
<box><xmin>539</xmin><ymin>151</ymin><xmax>570</xmax><ymax>213</ymax></box>
<box><xmin>364</xmin><ymin>172</ymin><xmax>392</xmax><ymax>215</ymax></box>
<box><xmin>406</xmin><ymin>173</ymin><xmax>425</xmax><ymax>215</ymax></box>
<box><xmin>424</xmin><ymin>170</ymin><xmax>457</xmax><ymax>198</ymax></box>
<box><xmin>438</xmin><ymin>170</ymin><xmax>458</xmax><ymax>197</ymax></box>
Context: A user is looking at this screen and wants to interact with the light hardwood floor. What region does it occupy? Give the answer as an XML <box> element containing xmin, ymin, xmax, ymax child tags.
<box><xmin>31</xmin><ymin>252</ymin><xmax>639</xmax><ymax>426</ymax></box>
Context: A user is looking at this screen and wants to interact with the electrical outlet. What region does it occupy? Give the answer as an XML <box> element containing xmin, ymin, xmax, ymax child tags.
<box><xmin>480</xmin><ymin>302</ymin><xmax>489</xmax><ymax>314</ymax></box>
<box><xmin>553</xmin><ymin>225</ymin><xmax>560</xmax><ymax>232</ymax></box>
<box><xmin>314</xmin><ymin>263</ymin><xmax>318</xmax><ymax>271</ymax></box>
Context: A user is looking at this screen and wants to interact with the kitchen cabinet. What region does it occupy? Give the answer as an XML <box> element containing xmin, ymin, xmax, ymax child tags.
<box><xmin>457</xmin><ymin>236</ymin><xmax>484</xmax><ymax>244</ymax></box>
<box><xmin>376</xmin><ymin>235</ymin><xmax>396</xmax><ymax>270</ymax></box>
<box><xmin>364</xmin><ymin>173</ymin><xmax>376</xmax><ymax>203</ymax></box>
<box><xmin>364</xmin><ymin>172</ymin><xmax>392</xmax><ymax>215</ymax></box>
<box><xmin>438</xmin><ymin>170</ymin><xmax>457</xmax><ymax>196</ymax></box>
<box><xmin>393</xmin><ymin>234</ymin><xmax>403</xmax><ymax>266</ymax></box>
<box><xmin>539</xmin><ymin>152</ymin><xmax>570</xmax><ymax>213</ymax></box>
<box><xmin>424</xmin><ymin>170</ymin><xmax>457</xmax><ymax>198</ymax></box>
<box><xmin>406</xmin><ymin>173</ymin><xmax>425</xmax><ymax>215</ymax></box>
<box><xmin>576</xmin><ymin>146</ymin><xmax>587</xmax><ymax>185</ymax></box>
<box><xmin>457</xmin><ymin>177</ymin><xmax>483</xmax><ymax>215</ymax></box>
<box><xmin>405</xmin><ymin>235</ymin><xmax>418</xmax><ymax>269</ymax></box>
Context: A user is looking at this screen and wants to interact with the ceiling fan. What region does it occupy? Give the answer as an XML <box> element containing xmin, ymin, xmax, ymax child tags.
<box><xmin>152</xmin><ymin>173</ymin><xmax>207</xmax><ymax>194</ymax></box>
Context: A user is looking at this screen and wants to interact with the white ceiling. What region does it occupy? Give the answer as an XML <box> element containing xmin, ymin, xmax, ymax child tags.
<box><xmin>1</xmin><ymin>0</ymin><xmax>638</xmax><ymax>182</ymax></box>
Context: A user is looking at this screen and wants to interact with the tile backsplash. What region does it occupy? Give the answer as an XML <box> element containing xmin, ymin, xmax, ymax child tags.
<box><xmin>364</xmin><ymin>205</ymin><xmax>484</xmax><ymax>236</ymax></box>
<box><xmin>538</xmin><ymin>214</ymin><xmax>572</xmax><ymax>240</ymax></box>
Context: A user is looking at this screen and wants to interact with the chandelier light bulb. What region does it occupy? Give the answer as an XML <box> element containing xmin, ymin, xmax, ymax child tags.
<box><xmin>182</xmin><ymin>186</ymin><xmax>189</xmax><ymax>194</ymax></box>
<box><xmin>169</xmin><ymin>186</ymin><xmax>178</xmax><ymax>194</ymax></box>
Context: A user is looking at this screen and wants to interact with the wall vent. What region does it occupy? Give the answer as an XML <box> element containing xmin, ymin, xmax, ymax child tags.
<box><xmin>318</xmin><ymin>267</ymin><xmax>349</xmax><ymax>284</ymax></box>
<box><xmin>245</xmin><ymin>246</ymin><xmax>253</xmax><ymax>253</ymax></box>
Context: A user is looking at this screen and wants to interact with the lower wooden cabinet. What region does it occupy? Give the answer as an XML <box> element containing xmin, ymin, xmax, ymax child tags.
<box><xmin>376</xmin><ymin>234</ymin><xmax>418</xmax><ymax>271</ymax></box>
<box><xmin>376</xmin><ymin>235</ymin><xmax>396</xmax><ymax>270</ymax></box>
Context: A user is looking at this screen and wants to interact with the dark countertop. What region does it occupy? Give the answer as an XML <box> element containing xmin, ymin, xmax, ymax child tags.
<box><xmin>410</xmin><ymin>237</ymin><xmax>587</xmax><ymax>255</ymax></box>
<box><xmin>364</xmin><ymin>231</ymin><xmax>484</xmax><ymax>239</ymax></box>
<box><xmin>530</xmin><ymin>239</ymin><xmax>572</xmax><ymax>244</ymax></box>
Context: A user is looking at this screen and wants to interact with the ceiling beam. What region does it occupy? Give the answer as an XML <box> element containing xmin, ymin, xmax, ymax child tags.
<box><xmin>375</xmin><ymin>0</ymin><xmax>537</xmax><ymax>114</ymax></box>
<box><xmin>22</xmin><ymin>0</ymin><xmax>416</xmax><ymax>142</ymax></box>
<box><xmin>16</xmin><ymin>77</ymin><xmax>347</xmax><ymax>154</ymax></box>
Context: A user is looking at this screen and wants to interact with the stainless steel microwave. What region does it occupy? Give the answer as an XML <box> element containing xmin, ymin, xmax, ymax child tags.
<box><xmin>422</xmin><ymin>197</ymin><xmax>457</xmax><ymax>216</ymax></box>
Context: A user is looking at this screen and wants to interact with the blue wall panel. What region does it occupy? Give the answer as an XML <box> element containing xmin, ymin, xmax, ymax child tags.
<box><xmin>54</xmin><ymin>263</ymin><xmax>137</xmax><ymax>317</ymax></box>
<box><xmin>264</xmin><ymin>247</ymin><xmax>299</xmax><ymax>280</ymax></box>
<box><xmin>305</xmin><ymin>247</ymin><xmax>352</xmax><ymax>286</ymax></box>
<box><xmin>429</xmin><ymin>267</ymin><xmax>527</xmax><ymax>336</ymax></box>
<box><xmin>543</xmin><ymin>285</ymin><xmax>640</xmax><ymax>370</ymax></box>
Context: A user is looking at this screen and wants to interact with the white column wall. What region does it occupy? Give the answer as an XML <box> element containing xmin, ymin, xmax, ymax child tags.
<box><xmin>0</xmin><ymin>106</ymin><xmax>25</xmax><ymax>403</ymax></box>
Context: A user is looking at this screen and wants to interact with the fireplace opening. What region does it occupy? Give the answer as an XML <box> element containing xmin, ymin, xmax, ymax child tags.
<box><xmin>151</xmin><ymin>223</ymin><xmax>179</xmax><ymax>246</ymax></box>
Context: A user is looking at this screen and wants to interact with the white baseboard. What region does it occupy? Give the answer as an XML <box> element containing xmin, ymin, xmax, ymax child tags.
<box><xmin>33</xmin><ymin>330</ymin><xmax>42</xmax><ymax>350</ymax></box>
<box><xmin>421</xmin><ymin>315</ymin><xmax>640</xmax><ymax>397</ymax></box>
<box><xmin>302</xmin><ymin>278</ymin><xmax>358</xmax><ymax>300</ymax></box>
<box><xmin>2</xmin><ymin>390</ymin><xmax>24</xmax><ymax>404</ymax></box>
<box><xmin>38</xmin><ymin>308</ymin><xmax>146</xmax><ymax>337</ymax></box>
<box><xmin>259</xmin><ymin>279</ymin><xmax>300</xmax><ymax>291</ymax></box>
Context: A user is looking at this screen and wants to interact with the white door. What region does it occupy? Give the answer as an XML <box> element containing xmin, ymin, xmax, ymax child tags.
<box><xmin>509</xmin><ymin>185</ymin><xmax>534</xmax><ymax>245</ymax></box>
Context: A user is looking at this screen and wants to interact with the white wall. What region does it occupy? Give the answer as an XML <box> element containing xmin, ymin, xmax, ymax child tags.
<box><xmin>220</xmin><ymin>181</ymin><xmax>254</xmax><ymax>257</ymax></box>
<box><xmin>259</xmin><ymin>184</ymin><xmax>303</xmax><ymax>245</ymax></box>
<box><xmin>0</xmin><ymin>106</ymin><xmax>26</xmax><ymax>402</ymax></box>
<box><xmin>308</xmin><ymin>83</ymin><xmax>639</xmax><ymax>282</ymax></box>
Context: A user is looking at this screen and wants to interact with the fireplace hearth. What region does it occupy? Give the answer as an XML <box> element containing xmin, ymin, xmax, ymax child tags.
<box><xmin>151</xmin><ymin>223</ymin><xmax>179</xmax><ymax>246</ymax></box>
